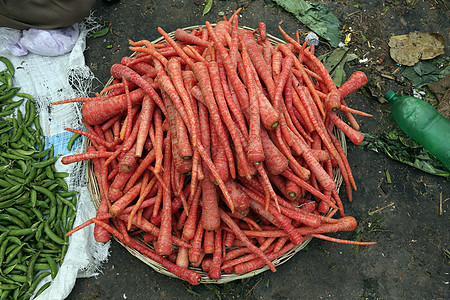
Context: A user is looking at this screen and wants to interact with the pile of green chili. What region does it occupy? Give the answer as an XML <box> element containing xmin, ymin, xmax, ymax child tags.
<box><xmin>0</xmin><ymin>56</ymin><xmax>77</xmax><ymax>299</ymax></box>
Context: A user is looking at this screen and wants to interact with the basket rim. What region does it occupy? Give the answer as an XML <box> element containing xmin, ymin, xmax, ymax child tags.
<box><xmin>87</xmin><ymin>24</ymin><xmax>346</xmax><ymax>284</ymax></box>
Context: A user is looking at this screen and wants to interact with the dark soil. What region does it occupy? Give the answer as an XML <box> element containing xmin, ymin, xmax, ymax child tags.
<box><xmin>67</xmin><ymin>1</ymin><xmax>449</xmax><ymax>299</ymax></box>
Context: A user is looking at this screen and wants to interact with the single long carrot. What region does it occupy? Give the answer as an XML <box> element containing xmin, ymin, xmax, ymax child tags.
<box><xmin>155</xmin><ymin>135</ymin><xmax>173</xmax><ymax>256</ymax></box>
<box><xmin>240</xmin><ymin>41</ymin><xmax>265</xmax><ymax>164</ymax></box>
<box><xmin>61</xmin><ymin>151</ymin><xmax>114</xmax><ymax>165</ymax></box>
<box><xmin>136</xmin><ymin>95</ymin><xmax>155</xmax><ymax>157</ymax></box>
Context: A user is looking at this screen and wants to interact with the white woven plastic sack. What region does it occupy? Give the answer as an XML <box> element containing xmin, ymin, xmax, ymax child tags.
<box><xmin>0</xmin><ymin>20</ymin><xmax>110</xmax><ymax>300</ymax></box>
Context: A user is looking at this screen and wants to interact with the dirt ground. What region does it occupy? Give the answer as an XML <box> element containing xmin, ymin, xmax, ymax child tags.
<box><xmin>67</xmin><ymin>1</ymin><xmax>449</xmax><ymax>299</ymax></box>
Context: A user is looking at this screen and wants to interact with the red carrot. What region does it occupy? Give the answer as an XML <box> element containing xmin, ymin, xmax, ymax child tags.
<box><xmin>157</xmin><ymin>27</ymin><xmax>195</xmax><ymax>67</ymax></box>
<box><xmin>175</xmin><ymin>111</ymin><xmax>193</xmax><ymax>159</ymax></box>
<box><xmin>272</xmin><ymin>55</ymin><xmax>295</xmax><ymax>111</ymax></box>
<box><xmin>208</xmin><ymin>61</ymin><xmax>249</xmax><ymax>178</ymax></box>
<box><xmin>200</xmin><ymin>170</ymin><xmax>221</xmax><ymax>231</ymax></box>
<box><xmin>224</xmin><ymin>179</ymin><xmax>251</xmax><ymax>212</ymax></box>
<box><xmin>110</xmin><ymin>63</ymin><xmax>168</xmax><ymax>118</ymax></box>
<box><xmin>91</xmin><ymin>218</ymin><xmax>201</xmax><ymax>285</ymax></box>
<box><xmin>182</xmin><ymin>185</ymin><xmax>201</xmax><ymax>240</ymax></box>
<box><xmin>191</xmin><ymin>61</ymin><xmax>236</xmax><ymax>178</ymax></box>
<box><xmin>206</xmin><ymin>22</ymin><xmax>250</xmax><ymax>116</ymax></box>
<box><xmin>123</xmin><ymin>149</ymin><xmax>155</xmax><ymax>193</ymax></box>
<box><xmin>219</xmin><ymin>209</ymin><xmax>277</xmax><ymax>272</ymax></box>
<box><xmin>135</xmin><ymin>95</ymin><xmax>155</xmax><ymax>157</ymax></box>
<box><xmin>239</xmin><ymin>29</ymin><xmax>276</xmax><ymax>99</ymax></box>
<box><xmin>118</xmin><ymin>144</ymin><xmax>138</xmax><ymax>173</ymax></box>
<box><xmin>328</xmin><ymin>112</ymin><xmax>364</xmax><ymax>145</ymax></box>
<box><xmin>82</xmin><ymin>88</ymin><xmax>146</xmax><ymax>125</ymax></box>
<box><xmin>167</xmin><ymin>58</ymin><xmax>199</xmax><ymax>146</ymax></box>
<box><xmin>240</xmin><ymin>41</ymin><xmax>265</xmax><ymax>164</ymax></box>
<box><xmin>216</xmin><ymin>54</ymin><xmax>249</xmax><ymax>138</ymax></box>
<box><xmin>208</xmin><ymin>229</ymin><xmax>223</xmax><ymax>279</ymax></box>
<box><xmin>338</xmin><ymin>71</ymin><xmax>368</xmax><ymax>99</ymax></box>
<box><xmin>128</xmin><ymin>39</ymin><xmax>168</xmax><ymax>67</ymax></box>
<box><xmin>174</xmin><ymin>28</ymin><xmax>210</xmax><ymax>47</ymax></box>
<box><xmin>189</xmin><ymin>224</ymin><xmax>204</xmax><ymax>264</ymax></box>
<box><xmin>109</xmin><ymin>182</ymin><xmax>142</xmax><ymax>216</ymax></box>
<box><xmin>260</xmin><ymin>128</ymin><xmax>288</xmax><ymax>175</ymax></box>
<box><xmin>61</xmin><ymin>151</ymin><xmax>114</xmax><ymax>165</ymax></box>
<box><xmin>153</xmin><ymin>108</ymin><xmax>164</xmax><ymax>174</ymax></box>
<box><xmin>155</xmin><ymin>135</ymin><xmax>173</xmax><ymax>255</ymax></box>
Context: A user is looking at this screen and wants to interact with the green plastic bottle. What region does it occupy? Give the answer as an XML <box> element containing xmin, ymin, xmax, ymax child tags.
<box><xmin>384</xmin><ymin>90</ymin><xmax>450</xmax><ymax>171</ymax></box>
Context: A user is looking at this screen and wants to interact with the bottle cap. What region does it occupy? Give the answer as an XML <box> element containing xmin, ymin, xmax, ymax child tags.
<box><xmin>384</xmin><ymin>90</ymin><xmax>397</xmax><ymax>102</ymax></box>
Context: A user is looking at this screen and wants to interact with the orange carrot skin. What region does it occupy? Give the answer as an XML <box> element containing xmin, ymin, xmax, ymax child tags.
<box><xmin>219</xmin><ymin>209</ymin><xmax>276</xmax><ymax>272</ymax></box>
<box><xmin>155</xmin><ymin>136</ymin><xmax>173</xmax><ymax>256</ymax></box>
<box><xmin>108</xmin><ymin>167</ymin><xmax>136</xmax><ymax>202</ymax></box>
<box><xmin>89</xmin><ymin>146</ymin><xmax>112</xmax><ymax>243</ymax></box>
<box><xmin>239</xmin><ymin>29</ymin><xmax>276</xmax><ymax>99</ymax></box>
<box><xmin>111</xmin><ymin>63</ymin><xmax>167</xmax><ymax>114</ymax></box>
<box><xmin>260</xmin><ymin>128</ymin><xmax>288</xmax><ymax>175</ymax></box>
<box><xmin>109</xmin><ymin>182</ymin><xmax>142</xmax><ymax>216</ymax></box>
<box><xmin>208</xmin><ymin>229</ymin><xmax>223</xmax><ymax>279</ymax></box>
<box><xmin>328</xmin><ymin>112</ymin><xmax>364</xmax><ymax>145</ymax></box>
<box><xmin>61</xmin><ymin>151</ymin><xmax>114</xmax><ymax>165</ymax></box>
<box><xmin>174</xmin><ymin>28</ymin><xmax>210</xmax><ymax>47</ymax></box>
<box><xmin>200</xmin><ymin>170</ymin><xmax>221</xmax><ymax>231</ymax></box>
<box><xmin>234</xmin><ymin>242</ymin><xmax>296</xmax><ymax>274</ymax></box>
<box><xmin>82</xmin><ymin>88</ymin><xmax>146</xmax><ymax>125</ymax></box>
<box><xmin>92</xmin><ymin>219</ymin><xmax>201</xmax><ymax>285</ymax></box>
<box><xmin>224</xmin><ymin>180</ymin><xmax>251</xmax><ymax>212</ymax></box>
<box><xmin>338</xmin><ymin>71</ymin><xmax>368</xmax><ymax>99</ymax></box>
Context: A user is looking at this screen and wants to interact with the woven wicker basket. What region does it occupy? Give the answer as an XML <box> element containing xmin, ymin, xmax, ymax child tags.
<box><xmin>86</xmin><ymin>25</ymin><xmax>346</xmax><ymax>284</ymax></box>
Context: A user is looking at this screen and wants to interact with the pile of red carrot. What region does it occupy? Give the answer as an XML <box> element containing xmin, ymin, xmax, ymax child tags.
<box><xmin>57</xmin><ymin>11</ymin><xmax>374</xmax><ymax>284</ymax></box>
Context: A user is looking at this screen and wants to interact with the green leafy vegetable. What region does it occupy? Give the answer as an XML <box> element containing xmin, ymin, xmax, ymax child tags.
<box><xmin>360</xmin><ymin>131</ymin><xmax>449</xmax><ymax>177</ymax></box>
<box><xmin>203</xmin><ymin>0</ymin><xmax>213</xmax><ymax>16</ymax></box>
<box><xmin>273</xmin><ymin>0</ymin><xmax>342</xmax><ymax>47</ymax></box>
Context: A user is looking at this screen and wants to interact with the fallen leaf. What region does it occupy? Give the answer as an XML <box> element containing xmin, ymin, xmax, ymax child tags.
<box><xmin>360</xmin><ymin>131</ymin><xmax>449</xmax><ymax>177</ymax></box>
<box><xmin>388</xmin><ymin>32</ymin><xmax>445</xmax><ymax>66</ymax></box>
<box><xmin>402</xmin><ymin>56</ymin><xmax>450</xmax><ymax>88</ymax></box>
<box><xmin>273</xmin><ymin>0</ymin><xmax>342</xmax><ymax>47</ymax></box>
<box><xmin>90</xmin><ymin>24</ymin><xmax>111</xmax><ymax>38</ymax></box>
<box><xmin>203</xmin><ymin>0</ymin><xmax>212</xmax><ymax>16</ymax></box>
